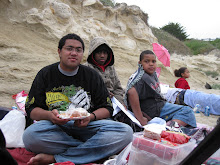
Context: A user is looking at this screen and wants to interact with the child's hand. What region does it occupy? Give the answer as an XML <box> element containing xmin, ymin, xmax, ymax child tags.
<box><xmin>140</xmin><ymin>117</ymin><xmax>148</xmax><ymax>126</ymax></box>
<box><xmin>109</xmin><ymin>92</ymin><xmax>114</xmax><ymax>98</ymax></box>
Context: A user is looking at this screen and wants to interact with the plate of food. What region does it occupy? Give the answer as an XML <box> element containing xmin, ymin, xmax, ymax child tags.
<box><xmin>58</xmin><ymin>108</ymin><xmax>90</xmax><ymax>120</ymax></box>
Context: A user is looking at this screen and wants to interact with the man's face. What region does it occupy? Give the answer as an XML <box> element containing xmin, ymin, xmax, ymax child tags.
<box><xmin>139</xmin><ymin>54</ymin><xmax>157</xmax><ymax>75</ymax></box>
<box><xmin>94</xmin><ymin>51</ymin><xmax>108</xmax><ymax>65</ymax></box>
<box><xmin>58</xmin><ymin>39</ymin><xmax>83</xmax><ymax>72</ymax></box>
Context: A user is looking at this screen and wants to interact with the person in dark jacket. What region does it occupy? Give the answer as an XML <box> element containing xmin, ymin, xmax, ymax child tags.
<box><xmin>84</xmin><ymin>37</ymin><xmax>125</xmax><ymax>105</ymax></box>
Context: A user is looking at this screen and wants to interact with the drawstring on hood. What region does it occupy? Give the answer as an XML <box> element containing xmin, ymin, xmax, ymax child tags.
<box><xmin>91</xmin><ymin>53</ymin><xmax>112</xmax><ymax>72</ymax></box>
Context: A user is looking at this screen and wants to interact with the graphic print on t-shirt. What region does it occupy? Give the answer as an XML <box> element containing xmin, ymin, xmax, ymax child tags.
<box><xmin>46</xmin><ymin>85</ymin><xmax>91</xmax><ymax>111</ymax></box>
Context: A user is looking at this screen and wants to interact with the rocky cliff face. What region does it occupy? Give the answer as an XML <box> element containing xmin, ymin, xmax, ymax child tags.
<box><xmin>0</xmin><ymin>0</ymin><xmax>219</xmax><ymax>108</ymax></box>
<box><xmin>2</xmin><ymin>0</ymin><xmax>157</xmax><ymax>46</ymax></box>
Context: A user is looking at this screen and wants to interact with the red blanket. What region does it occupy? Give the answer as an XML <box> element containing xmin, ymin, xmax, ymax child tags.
<box><xmin>7</xmin><ymin>148</ymin><xmax>103</xmax><ymax>165</ymax></box>
<box><xmin>7</xmin><ymin>148</ymin><xmax>35</xmax><ymax>165</ymax></box>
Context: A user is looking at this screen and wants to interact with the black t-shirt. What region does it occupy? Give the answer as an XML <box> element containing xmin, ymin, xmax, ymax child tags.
<box><xmin>132</xmin><ymin>72</ymin><xmax>165</xmax><ymax>118</ymax></box>
<box><xmin>25</xmin><ymin>62</ymin><xmax>113</xmax><ymax>126</ymax></box>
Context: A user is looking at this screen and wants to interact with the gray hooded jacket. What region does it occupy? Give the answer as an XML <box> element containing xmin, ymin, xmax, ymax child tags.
<box><xmin>84</xmin><ymin>37</ymin><xmax>125</xmax><ymax>104</ymax></box>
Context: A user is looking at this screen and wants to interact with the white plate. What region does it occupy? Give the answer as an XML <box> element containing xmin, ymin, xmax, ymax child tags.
<box><xmin>104</xmin><ymin>159</ymin><xmax>116</xmax><ymax>165</ymax></box>
<box><xmin>58</xmin><ymin>112</ymin><xmax>90</xmax><ymax>120</ymax></box>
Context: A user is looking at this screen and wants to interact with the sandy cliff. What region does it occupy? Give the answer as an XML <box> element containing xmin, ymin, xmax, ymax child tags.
<box><xmin>0</xmin><ymin>0</ymin><xmax>219</xmax><ymax>126</ymax></box>
<box><xmin>0</xmin><ymin>0</ymin><xmax>157</xmax><ymax>106</ymax></box>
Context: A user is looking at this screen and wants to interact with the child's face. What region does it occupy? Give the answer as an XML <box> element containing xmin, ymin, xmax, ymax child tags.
<box><xmin>139</xmin><ymin>54</ymin><xmax>157</xmax><ymax>75</ymax></box>
<box><xmin>94</xmin><ymin>51</ymin><xmax>108</xmax><ymax>65</ymax></box>
<box><xmin>181</xmin><ymin>69</ymin><xmax>190</xmax><ymax>78</ymax></box>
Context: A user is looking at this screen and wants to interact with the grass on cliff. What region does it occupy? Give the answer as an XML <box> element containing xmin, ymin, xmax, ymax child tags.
<box><xmin>100</xmin><ymin>0</ymin><xmax>115</xmax><ymax>7</ymax></box>
<box><xmin>152</xmin><ymin>27</ymin><xmax>220</xmax><ymax>55</ymax></box>
<box><xmin>212</xmin><ymin>84</ymin><xmax>220</xmax><ymax>90</ymax></box>
<box><xmin>209</xmin><ymin>38</ymin><xmax>220</xmax><ymax>49</ymax></box>
<box><xmin>184</xmin><ymin>39</ymin><xmax>216</xmax><ymax>55</ymax></box>
<box><xmin>151</xmin><ymin>26</ymin><xmax>192</xmax><ymax>55</ymax></box>
<box><xmin>204</xmin><ymin>71</ymin><xmax>219</xmax><ymax>78</ymax></box>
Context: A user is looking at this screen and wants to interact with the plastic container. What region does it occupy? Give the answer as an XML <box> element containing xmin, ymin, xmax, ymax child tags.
<box><xmin>204</xmin><ymin>106</ymin><xmax>210</xmax><ymax>116</ymax></box>
<box><xmin>128</xmin><ymin>132</ymin><xmax>196</xmax><ymax>165</ymax></box>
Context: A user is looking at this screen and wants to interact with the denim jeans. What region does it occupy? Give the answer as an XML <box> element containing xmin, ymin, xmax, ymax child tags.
<box><xmin>160</xmin><ymin>102</ymin><xmax>197</xmax><ymax>127</ymax></box>
<box><xmin>23</xmin><ymin>119</ymin><xmax>133</xmax><ymax>164</ymax></box>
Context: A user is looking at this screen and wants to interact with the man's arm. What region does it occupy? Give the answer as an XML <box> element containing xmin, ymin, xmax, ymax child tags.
<box><xmin>30</xmin><ymin>107</ymin><xmax>69</xmax><ymax>125</ymax></box>
<box><xmin>127</xmin><ymin>87</ymin><xmax>148</xmax><ymax>126</ymax></box>
<box><xmin>74</xmin><ymin>108</ymin><xmax>110</xmax><ymax>127</ymax></box>
<box><xmin>89</xmin><ymin>108</ymin><xmax>110</xmax><ymax>121</ymax></box>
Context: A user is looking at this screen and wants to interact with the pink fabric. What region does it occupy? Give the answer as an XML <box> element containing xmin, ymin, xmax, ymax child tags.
<box><xmin>156</xmin><ymin>67</ymin><xmax>161</xmax><ymax>78</ymax></box>
<box><xmin>152</xmin><ymin>43</ymin><xmax>170</xmax><ymax>67</ymax></box>
<box><xmin>7</xmin><ymin>148</ymin><xmax>103</xmax><ymax>165</ymax></box>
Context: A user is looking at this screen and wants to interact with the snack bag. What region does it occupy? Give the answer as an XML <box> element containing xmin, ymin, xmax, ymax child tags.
<box><xmin>12</xmin><ymin>90</ymin><xmax>28</xmax><ymax>115</ymax></box>
<box><xmin>161</xmin><ymin>130</ymin><xmax>191</xmax><ymax>144</ymax></box>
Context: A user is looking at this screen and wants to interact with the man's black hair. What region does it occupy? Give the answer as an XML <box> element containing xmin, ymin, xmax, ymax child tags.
<box><xmin>58</xmin><ymin>33</ymin><xmax>85</xmax><ymax>52</ymax></box>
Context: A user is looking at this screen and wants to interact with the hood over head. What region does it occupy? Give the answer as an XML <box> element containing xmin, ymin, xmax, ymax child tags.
<box><xmin>87</xmin><ymin>37</ymin><xmax>114</xmax><ymax>67</ymax></box>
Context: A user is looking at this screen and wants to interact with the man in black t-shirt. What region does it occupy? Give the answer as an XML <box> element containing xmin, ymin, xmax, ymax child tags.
<box><xmin>23</xmin><ymin>33</ymin><xmax>133</xmax><ymax>165</ymax></box>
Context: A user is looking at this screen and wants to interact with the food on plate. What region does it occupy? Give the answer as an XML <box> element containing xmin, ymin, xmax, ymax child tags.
<box><xmin>70</xmin><ymin>109</ymin><xmax>88</xmax><ymax>117</ymax></box>
<box><xmin>59</xmin><ymin>108</ymin><xmax>89</xmax><ymax>119</ymax></box>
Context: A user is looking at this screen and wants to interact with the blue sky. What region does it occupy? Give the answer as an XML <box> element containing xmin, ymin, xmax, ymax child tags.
<box><xmin>115</xmin><ymin>0</ymin><xmax>220</xmax><ymax>40</ymax></box>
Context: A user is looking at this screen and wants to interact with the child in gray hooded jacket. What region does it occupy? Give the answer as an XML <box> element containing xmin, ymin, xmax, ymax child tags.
<box><xmin>84</xmin><ymin>37</ymin><xmax>125</xmax><ymax>105</ymax></box>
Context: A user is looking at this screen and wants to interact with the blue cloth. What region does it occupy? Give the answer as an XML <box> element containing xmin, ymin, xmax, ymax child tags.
<box><xmin>147</xmin><ymin>117</ymin><xmax>166</xmax><ymax>126</ymax></box>
<box><xmin>23</xmin><ymin>119</ymin><xmax>133</xmax><ymax>164</ymax></box>
<box><xmin>160</xmin><ymin>102</ymin><xmax>197</xmax><ymax>127</ymax></box>
<box><xmin>184</xmin><ymin>90</ymin><xmax>220</xmax><ymax>115</ymax></box>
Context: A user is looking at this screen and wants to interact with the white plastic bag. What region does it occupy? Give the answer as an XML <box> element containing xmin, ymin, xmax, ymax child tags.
<box><xmin>0</xmin><ymin>110</ymin><xmax>25</xmax><ymax>148</ymax></box>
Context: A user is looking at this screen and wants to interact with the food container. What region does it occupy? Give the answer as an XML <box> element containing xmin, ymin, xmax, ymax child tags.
<box><xmin>128</xmin><ymin>132</ymin><xmax>196</xmax><ymax>165</ymax></box>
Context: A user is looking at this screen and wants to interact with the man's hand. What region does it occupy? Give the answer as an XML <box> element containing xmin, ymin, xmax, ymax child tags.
<box><xmin>74</xmin><ymin>116</ymin><xmax>90</xmax><ymax>127</ymax></box>
<box><xmin>49</xmin><ymin>109</ymin><xmax>70</xmax><ymax>125</ymax></box>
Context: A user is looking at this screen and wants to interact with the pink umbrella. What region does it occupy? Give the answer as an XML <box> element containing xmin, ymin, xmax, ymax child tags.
<box><xmin>152</xmin><ymin>43</ymin><xmax>170</xmax><ymax>67</ymax></box>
